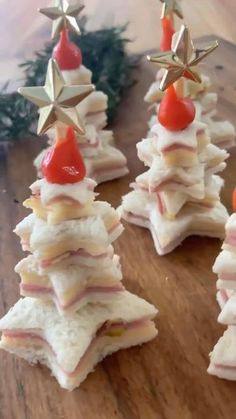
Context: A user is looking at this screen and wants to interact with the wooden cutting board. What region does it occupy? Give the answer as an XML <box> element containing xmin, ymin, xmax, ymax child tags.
<box><xmin>1</xmin><ymin>36</ymin><xmax>236</xmax><ymax>419</ymax></box>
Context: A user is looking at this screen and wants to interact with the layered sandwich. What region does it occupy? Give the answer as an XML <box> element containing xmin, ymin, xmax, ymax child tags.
<box><xmin>120</xmin><ymin>195</ymin><xmax>227</xmax><ymax>255</ymax></box>
<box><xmin>134</xmin><ymin>142</ymin><xmax>227</xmax><ymax>200</ymax></box>
<box><xmin>208</xmin><ymin>206</ymin><xmax>236</xmax><ymax>381</ymax></box>
<box><xmin>1</xmin><ymin>58</ymin><xmax>158</xmax><ymax>391</ymax></box>
<box><xmin>208</xmin><ymin>326</ymin><xmax>236</xmax><ymax>380</ymax></box>
<box><xmin>15</xmin><ymin>254</ymin><xmax>124</xmax><ymax>314</ymax></box>
<box><xmin>23</xmin><ymin>177</ymin><xmax>122</xmax><ymax>226</ymax></box>
<box><xmin>120</xmin><ymin>72</ymin><xmax>228</xmax><ymax>254</ymax></box>
<box><xmin>214</xmin><ymin>249</ymin><xmax>236</xmax><ymax>291</ymax></box>
<box><xmin>15</xmin><ymin>213</ymin><xmax>122</xmax><ymax>269</ymax></box>
<box><xmin>201</xmin><ymin>115</ymin><xmax>236</xmax><ymax>150</ymax></box>
<box><xmin>138</xmin><ymin>121</ymin><xmax>209</xmax><ymax>168</ymax></box>
<box><xmin>0</xmin><ymin>292</ymin><xmax>158</xmax><ymax>390</ymax></box>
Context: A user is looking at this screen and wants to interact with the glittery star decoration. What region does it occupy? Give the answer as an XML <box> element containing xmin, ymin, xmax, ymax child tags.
<box><xmin>39</xmin><ymin>0</ymin><xmax>84</xmax><ymax>38</ymax></box>
<box><xmin>18</xmin><ymin>59</ymin><xmax>94</xmax><ymax>135</ymax></box>
<box><xmin>160</xmin><ymin>0</ymin><xmax>183</xmax><ymax>19</ymax></box>
<box><xmin>147</xmin><ymin>25</ymin><xmax>218</xmax><ymax>91</ymax></box>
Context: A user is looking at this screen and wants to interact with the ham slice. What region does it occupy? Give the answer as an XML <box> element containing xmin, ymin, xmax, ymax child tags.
<box><xmin>20</xmin><ymin>283</ymin><xmax>125</xmax><ymax>313</ymax></box>
<box><xmin>1</xmin><ymin>318</ymin><xmax>157</xmax><ymax>389</ymax></box>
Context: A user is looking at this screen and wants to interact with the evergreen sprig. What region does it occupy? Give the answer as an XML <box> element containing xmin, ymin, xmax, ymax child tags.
<box><xmin>0</xmin><ymin>20</ymin><xmax>135</xmax><ymax>142</ymax></box>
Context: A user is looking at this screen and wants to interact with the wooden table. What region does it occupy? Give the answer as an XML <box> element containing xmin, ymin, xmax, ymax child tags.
<box><xmin>1</xmin><ymin>36</ymin><xmax>236</xmax><ymax>419</ymax></box>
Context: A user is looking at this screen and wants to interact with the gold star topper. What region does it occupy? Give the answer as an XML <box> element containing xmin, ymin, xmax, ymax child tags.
<box><xmin>18</xmin><ymin>59</ymin><xmax>94</xmax><ymax>135</ymax></box>
<box><xmin>160</xmin><ymin>0</ymin><xmax>183</xmax><ymax>19</ymax></box>
<box><xmin>147</xmin><ymin>25</ymin><xmax>218</xmax><ymax>91</ymax></box>
<box><xmin>39</xmin><ymin>0</ymin><xmax>84</xmax><ymax>38</ymax></box>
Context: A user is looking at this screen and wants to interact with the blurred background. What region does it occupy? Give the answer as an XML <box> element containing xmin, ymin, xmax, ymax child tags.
<box><xmin>0</xmin><ymin>0</ymin><xmax>235</xmax><ymax>89</ymax></box>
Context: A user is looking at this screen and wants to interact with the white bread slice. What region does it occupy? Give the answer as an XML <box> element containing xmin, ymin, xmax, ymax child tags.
<box><xmin>200</xmin><ymin>143</ymin><xmax>228</xmax><ymax>172</ymax></box>
<box><xmin>0</xmin><ymin>292</ymin><xmax>158</xmax><ymax>390</ymax></box>
<box><xmin>202</xmin><ymin>116</ymin><xmax>236</xmax><ymax>149</ymax></box>
<box><xmin>222</xmin><ymin>214</ymin><xmax>236</xmax><ymax>254</ymax></box>
<box><xmin>120</xmin><ymin>190</ymin><xmax>228</xmax><ymax>255</ymax></box>
<box><xmin>152</xmin><ymin>174</ymin><xmax>223</xmax><ymax>218</ymax></box>
<box><xmin>137</xmin><ymin>121</ymin><xmax>209</xmax><ymax>168</ymax></box>
<box><xmin>13</xmin><ymin>213</ymin><xmax>36</xmax><ymax>250</ymax></box>
<box><xmin>135</xmin><ymin>157</ymin><xmax>205</xmax><ymax>199</ymax></box>
<box><xmin>25</xmin><ymin>195</ymin><xmax>121</xmax><ymax>227</ymax></box>
<box><xmin>62</xmin><ymin>65</ymin><xmax>92</xmax><ymax>85</ymax></box>
<box><xmin>15</xmin><ymin>213</ymin><xmax>123</xmax><ymax>261</ymax></box>
<box><xmin>89</xmin><ymin>144</ymin><xmax>128</xmax><ymax>183</ymax></box>
<box><xmin>40</xmin><ymin>245</ymin><xmax>115</xmax><ymax>272</ymax></box>
<box><xmin>208</xmin><ymin>326</ymin><xmax>236</xmax><ymax>380</ymax></box>
<box><xmin>76</xmin><ymin>91</ymin><xmax>108</xmax><ymax>119</ymax></box>
<box><xmin>150</xmin><ymin>120</ymin><xmax>208</xmax><ymax>151</ymax></box>
<box><xmin>214</xmin><ymin>250</ymin><xmax>236</xmax><ymax>280</ymax></box>
<box><xmin>29</xmin><ymin>177</ymin><xmax>97</xmax><ymax>207</ymax></box>
<box><xmin>218</xmin><ymin>291</ymin><xmax>236</xmax><ymax>325</ymax></box>
<box><xmin>15</xmin><ymin>254</ymin><xmax>123</xmax><ymax>314</ymax></box>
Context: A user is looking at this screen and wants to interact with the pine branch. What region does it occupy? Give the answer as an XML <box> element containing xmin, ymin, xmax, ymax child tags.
<box><xmin>0</xmin><ymin>21</ymin><xmax>136</xmax><ymax>143</ymax></box>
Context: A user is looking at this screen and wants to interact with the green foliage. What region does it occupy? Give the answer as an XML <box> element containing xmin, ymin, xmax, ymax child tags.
<box><xmin>0</xmin><ymin>21</ymin><xmax>135</xmax><ymax>142</ymax></box>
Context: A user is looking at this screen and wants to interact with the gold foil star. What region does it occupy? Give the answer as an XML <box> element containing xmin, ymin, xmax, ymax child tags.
<box><xmin>147</xmin><ymin>25</ymin><xmax>218</xmax><ymax>91</ymax></box>
<box><xmin>18</xmin><ymin>59</ymin><xmax>94</xmax><ymax>135</ymax></box>
<box><xmin>160</xmin><ymin>0</ymin><xmax>183</xmax><ymax>19</ymax></box>
<box><xmin>39</xmin><ymin>0</ymin><xmax>84</xmax><ymax>38</ymax></box>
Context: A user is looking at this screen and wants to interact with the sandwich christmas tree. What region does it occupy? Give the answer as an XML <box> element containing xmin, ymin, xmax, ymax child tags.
<box><xmin>144</xmin><ymin>0</ymin><xmax>236</xmax><ymax>149</ymax></box>
<box><xmin>34</xmin><ymin>0</ymin><xmax>128</xmax><ymax>183</ymax></box>
<box><xmin>208</xmin><ymin>191</ymin><xmax>236</xmax><ymax>380</ymax></box>
<box><xmin>119</xmin><ymin>25</ymin><xmax>229</xmax><ymax>255</ymax></box>
<box><xmin>0</xmin><ymin>58</ymin><xmax>157</xmax><ymax>390</ymax></box>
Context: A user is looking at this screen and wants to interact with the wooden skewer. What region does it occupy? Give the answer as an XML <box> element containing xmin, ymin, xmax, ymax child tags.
<box><xmin>55</xmin><ymin>123</ymin><xmax>67</xmax><ymax>142</ymax></box>
<box><xmin>174</xmin><ymin>77</ymin><xmax>186</xmax><ymax>98</ymax></box>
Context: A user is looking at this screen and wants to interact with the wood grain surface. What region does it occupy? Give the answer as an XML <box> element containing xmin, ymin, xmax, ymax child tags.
<box><xmin>1</xmin><ymin>36</ymin><xmax>236</xmax><ymax>419</ymax></box>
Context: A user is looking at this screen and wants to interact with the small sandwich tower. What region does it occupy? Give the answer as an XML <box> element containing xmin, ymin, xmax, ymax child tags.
<box><xmin>144</xmin><ymin>0</ymin><xmax>236</xmax><ymax>149</ymax></box>
<box><xmin>120</xmin><ymin>25</ymin><xmax>229</xmax><ymax>255</ymax></box>
<box><xmin>0</xmin><ymin>7</ymin><xmax>157</xmax><ymax>390</ymax></box>
<box><xmin>34</xmin><ymin>0</ymin><xmax>128</xmax><ymax>184</ymax></box>
<box><xmin>208</xmin><ymin>191</ymin><xmax>236</xmax><ymax>380</ymax></box>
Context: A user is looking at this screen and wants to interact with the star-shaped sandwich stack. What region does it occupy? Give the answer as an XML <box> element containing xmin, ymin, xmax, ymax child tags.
<box><xmin>208</xmin><ymin>192</ymin><xmax>236</xmax><ymax>380</ymax></box>
<box><xmin>119</xmin><ymin>25</ymin><xmax>229</xmax><ymax>255</ymax></box>
<box><xmin>0</xmin><ymin>17</ymin><xmax>158</xmax><ymax>388</ymax></box>
<box><xmin>33</xmin><ymin>0</ymin><xmax>128</xmax><ymax>184</ymax></box>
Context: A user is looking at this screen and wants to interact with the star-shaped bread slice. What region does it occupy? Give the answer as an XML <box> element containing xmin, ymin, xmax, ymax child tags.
<box><xmin>18</xmin><ymin>59</ymin><xmax>94</xmax><ymax>135</ymax></box>
<box><xmin>14</xmin><ymin>205</ymin><xmax>123</xmax><ymax>266</ymax></box>
<box><xmin>0</xmin><ymin>292</ymin><xmax>157</xmax><ymax>390</ymax></box>
<box><xmin>15</xmin><ymin>254</ymin><xmax>124</xmax><ymax>314</ymax></box>
<box><xmin>120</xmin><ymin>190</ymin><xmax>228</xmax><ymax>255</ymax></box>
<box><xmin>147</xmin><ymin>25</ymin><xmax>218</xmax><ymax>90</ymax></box>
<box><xmin>39</xmin><ymin>0</ymin><xmax>84</xmax><ymax>38</ymax></box>
<box><xmin>160</xmin><ymin>0</ymin><xmax>183</xmax><ymax>19</ymax></box>
<box><xmin>208</xmin><ymin>326</ymin><xmax>236</xmax><ymax>381</ymax></box>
